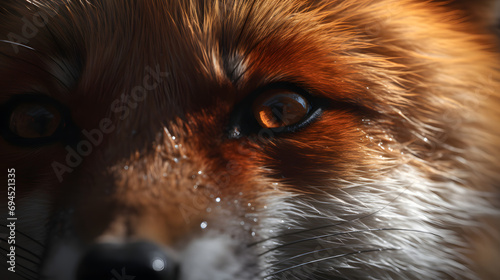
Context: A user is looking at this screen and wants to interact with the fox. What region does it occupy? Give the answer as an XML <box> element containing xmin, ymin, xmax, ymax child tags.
<box><xmin>1</xmin><ymin>0</ymin><xmax>500</xmax><ymax>279</ymax></box>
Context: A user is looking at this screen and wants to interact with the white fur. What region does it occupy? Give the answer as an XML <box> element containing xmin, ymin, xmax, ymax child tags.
<box><xmin>257</xmin><ymin>165</ymin><xmax>499</xmax><ymax>279</ymax></box>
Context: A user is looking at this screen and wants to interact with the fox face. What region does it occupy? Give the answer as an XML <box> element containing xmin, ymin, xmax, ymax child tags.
<box><xmin>1</xmin><ymin>0</ymin><xmax>500</xmax><ymax>279</ymax></box>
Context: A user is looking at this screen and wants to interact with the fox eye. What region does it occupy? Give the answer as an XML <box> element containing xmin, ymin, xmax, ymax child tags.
<box><xmin>252</xmin><ymin>90</ymin><xmax>309</xmax><ymax>129</ymax></box>
<box><xmin>228</xmin><ymin>83</ymin><xmax>325</xmax><ymax>138</ymax></box>
<box><xmin>9</xmin><ymin>103</ymin><xmax>62</xmax><ymax>138</ymax></box>
<box><xmin>1</xmin><ymin>95</ymin><xmax>69</xmax><ymax>145</ymax></box>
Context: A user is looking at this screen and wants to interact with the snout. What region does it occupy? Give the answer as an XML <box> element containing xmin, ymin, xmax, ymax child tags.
<box><xmin>76</xmin><ymin>241</ymin><xmax>180</xmax><ymax>280</ymax></box>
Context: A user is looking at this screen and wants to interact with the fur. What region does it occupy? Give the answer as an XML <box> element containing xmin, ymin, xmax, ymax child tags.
<box><xmin>0</xmin><ymin>0</ymin><xmax>499</xmax><ymax>279</ymax></box>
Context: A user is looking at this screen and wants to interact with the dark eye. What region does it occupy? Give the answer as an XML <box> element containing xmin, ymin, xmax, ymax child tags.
<box><xmin>227</xmin><ymin>83</ymin><xmax>324</xmax><ymax>138</ymax></box>
<box><xmin>252</xmin><ymin>90</ymin><xmax>309</xmax><ymax>129</ymax></box>
<box><xmin>1</xmin><ymin>95</ymin><xmax>69</xmax><ymax>145</ymax></box>
<box><xmin>9</xmin><ymin>103</ymin><xmax>62</xmax><ymax>138</ymax></box>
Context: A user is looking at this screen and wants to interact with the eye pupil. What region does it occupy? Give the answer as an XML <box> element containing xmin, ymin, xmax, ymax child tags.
<box><xmin>253</xmin><ymin>91</ymin><xmax>309</xmax><ymax>129</ymax></box>
<box><xmin>9</xmin><ymin>103</ymin><xmax>62</xmax><ymax>139</ymax></box>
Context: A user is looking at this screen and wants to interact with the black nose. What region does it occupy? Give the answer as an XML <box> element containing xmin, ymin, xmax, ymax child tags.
<box><xmin>76</xmin><ymin>241</ymin><xmax>179</xmax><ymax>280</ymax></box>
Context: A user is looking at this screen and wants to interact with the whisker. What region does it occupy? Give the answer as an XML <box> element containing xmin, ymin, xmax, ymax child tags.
<box><xmin>249</xmin><ymin>186</ymin><xmax>411</xmax><ymax>247</ymax></box>
<box><xmin>31</xmin><ymin>4</ymin><xmax>81</xmax><ymax>83</ymax></box>
<box><xmin>0</xmin><ymin>40</ymin><xmax>36</xmax><ymax>51</ymax></box>
<box><xmin>267</xmin><ymin>243</ymin><xmax>384</xmax><ymax>269</ymax></box>
<box><xmin>226</xmin><ymin>0</ymin><xmax>257</xmax><ymax>83</ymax></box>
<box><xmin>0</xmin><ymin>48</ymin><xmax>71</xmax><ymax>90</ymax></box>
<box><xmin>258</xmin><ymin>228</ymin><xmax>441</xmax><ymax>257</ymax></box>
<box><xmin>263</xmin><ymin>247</ymin><xmax>400</xmax><ymax>279</ymax></box>
<box><xmin>234</xmin><ymin>0</ymin><xmax>257</xmax><ymax>53</ymax></box>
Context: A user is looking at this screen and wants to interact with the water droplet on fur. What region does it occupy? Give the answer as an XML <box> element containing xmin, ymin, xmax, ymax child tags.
<box><xmin>253</xmin><ymin>218</ymin><xmax>258</xmax><ymax>222</ymax></box>
<box><xmin>240</xmin><ymin>221</ymin><xmax>245</xmax><ymax>226</ymax></box>
<box><xmin>206</xmin><ymin>207</ymin><xmax>212</xmax><ymax>213</ymax></box>
<box><xmin>152</xmin><ymin>258</ymin><xmax>165</xmax><ymax>271</ymax></box>
<box><xmin>423</xmin><ymin>137</ymin><xmax>429</xmax><ymax>142</ymax></box>
<box><xmin>171</xmin><ymin>136</ymin><xmax>176</xmax><ymax>141</ymax></box>
<box><xmin>234</xmin><ymin>200</ymin><xmax>238</xmax><ymax>204</ymax></box>
<box><xmin>215</xmin><ymin>197</ymin><xmax>221</xmax><ymax>203</ymax></box>
<box><xmin>198</xmin><ymin>170</ymin><xmax>203</xmax><ymax>175</ymax></box>
<box><xmin>230</xmin><ymin>127</ymin><xmax>241</xmax><ymax>138</ymax></box>
<box><xmin>173</xmin><ymin>158</ymin><xmax>179</xmax><ymax>163</ymax></box>
<box><xmin>200</xmin><ymin>221</ymin><xmax>208</xmax><ymax>229</ymax></box>
<box><xmin>251</xmin><ymin>232</ymin><xmax>256</xmax><ymax>237</ymax></box>
<box><xmin>248</xmin><ymin>203</ymin><xmax>252</xmax><ymax>207</ymax></box>
<box><xmin>193</xmin><ymin>184</ymin><xmax>198</xmax><ymax>189</ymax></box>
<box><xmin>124</xmin><ymin>165</ymin><xmax>129</xmax><ymax>170</ymax></box>
<box><xmin>174</xmin><ymin>144</ymin><xmax>179</xmax><ymax>149</ymax></box>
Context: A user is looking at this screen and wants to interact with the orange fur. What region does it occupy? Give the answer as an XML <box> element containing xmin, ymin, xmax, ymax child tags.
<box><xmin>1</xmin><ymin>1</ymin><xmax>499</xmax><ymax>279</ymax></box>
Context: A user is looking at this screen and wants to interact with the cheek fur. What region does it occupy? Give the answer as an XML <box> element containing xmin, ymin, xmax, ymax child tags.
<box><xmin>259</xmin><ymin>111</ymin><xmax>372</xmax><ymax>189</ymax></box>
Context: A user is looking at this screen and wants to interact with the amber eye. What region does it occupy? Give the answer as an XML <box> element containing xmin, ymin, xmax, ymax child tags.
<box><xmin>227</xmin><ymin>83</ymin><xmax>324</xmax><ymax>139</ymax></box>
<box><xmin>252</xmin><ymin>89</ymin><xmax>310</xmax><ymax>129</ymax></box>
<box><xmin>9</xmin><ymin>102</ymin><xmax>62</xmax><ymax>138</ymax></box>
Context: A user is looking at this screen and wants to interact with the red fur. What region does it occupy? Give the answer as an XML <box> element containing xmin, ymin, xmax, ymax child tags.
<box><xmin>1</xmin><ymin>1</ymin><xmax>499</xmax><ymax>279</ymax></box>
